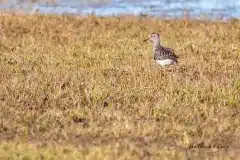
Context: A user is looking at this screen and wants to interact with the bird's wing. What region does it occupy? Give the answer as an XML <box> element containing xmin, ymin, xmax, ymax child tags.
<box><xmin>161</xmin><ymin>46</ymin><xmax>179</xmax><ymax>58</ymax></box>
<box><xmin>154</xmin><ymin>46</ymin><xmax>179</xmax><ymax>60</ymax></box>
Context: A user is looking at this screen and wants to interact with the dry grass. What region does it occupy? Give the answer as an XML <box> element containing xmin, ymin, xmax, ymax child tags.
<box><xmin>0</xmin><ymin>13</ymin><xmax>240</xmax><ymax>159</ymax></box>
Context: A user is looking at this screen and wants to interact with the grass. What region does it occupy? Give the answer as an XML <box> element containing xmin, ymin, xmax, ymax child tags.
<box><xmin>0</xmin><ymin>13</ymin><xmax>239</xmax><ymax>159</ymax></box>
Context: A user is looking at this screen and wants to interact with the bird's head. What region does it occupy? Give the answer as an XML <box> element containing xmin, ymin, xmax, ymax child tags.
<box><xmin>143</xmin><ymin>32</ymin><xmax>160</xmax><ymax>44</ymax></box>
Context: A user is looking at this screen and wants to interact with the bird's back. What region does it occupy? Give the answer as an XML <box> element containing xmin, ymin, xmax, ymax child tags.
<box><xmin>153</xmin><ymin>45</ymin><xmax>178</xmax><ymax>62</ymax></box>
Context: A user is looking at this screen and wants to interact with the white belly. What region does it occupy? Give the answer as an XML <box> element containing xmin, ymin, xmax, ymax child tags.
<box><xmin>156</xmin><ymin>59</ymin><xmax>174</xmax><ymax>66</ymax></box>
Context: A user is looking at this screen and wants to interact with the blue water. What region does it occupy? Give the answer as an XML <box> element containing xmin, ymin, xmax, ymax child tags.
<box><xmin>0</xmin><ymin>0</ymin><xmax>240</xmax><ymax>20</ymax></box>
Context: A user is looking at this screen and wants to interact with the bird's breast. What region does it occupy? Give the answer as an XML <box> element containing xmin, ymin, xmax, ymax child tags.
<box><xmin>156</xmin><ymin>59</ymin><xmax>175</xmax><ymax>66</ymax></box>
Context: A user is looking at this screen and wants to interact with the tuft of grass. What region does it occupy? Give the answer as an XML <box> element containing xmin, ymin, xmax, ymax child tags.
<box><xmin>0</xmin><ymin>13</ymin><xmax>240</xmax><ymax>159</ymax></box>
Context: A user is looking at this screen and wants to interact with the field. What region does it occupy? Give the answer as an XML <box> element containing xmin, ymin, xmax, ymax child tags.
<box><xmin>0</xmin><ymin>13</ymin><xmax>239</xmax><ymax>159</ymax></box>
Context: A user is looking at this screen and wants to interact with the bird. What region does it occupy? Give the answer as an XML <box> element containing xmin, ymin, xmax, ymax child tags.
<box><xmin>143</xmin><ymin>32</ymin><xmax>179</xmax><ymax>67</ymax></box>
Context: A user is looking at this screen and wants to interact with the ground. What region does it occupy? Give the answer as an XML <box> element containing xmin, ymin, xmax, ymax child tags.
<box><xmin>0</xmin><ymin>13</ymin><xmax>239</xmax><ymax>159</ymax></box>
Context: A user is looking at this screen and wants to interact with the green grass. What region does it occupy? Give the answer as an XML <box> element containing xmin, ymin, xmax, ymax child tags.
<box><xmin>0</xmin><ymin>13</ymin><xmax>240</xmax><ymax>159</ymax></box>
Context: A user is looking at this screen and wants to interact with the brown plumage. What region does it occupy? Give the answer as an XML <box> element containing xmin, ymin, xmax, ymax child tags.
<box><xmin>143</xmin><ymin>32</ymin><xmax>179</xmax><ymax>66</ymax></box>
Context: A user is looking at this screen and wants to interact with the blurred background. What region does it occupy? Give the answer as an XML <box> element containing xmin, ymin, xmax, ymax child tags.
<box><xmin>0</xmin><ymin>0</ymin><xmax>239</xmax><ymax>20</ymax></box>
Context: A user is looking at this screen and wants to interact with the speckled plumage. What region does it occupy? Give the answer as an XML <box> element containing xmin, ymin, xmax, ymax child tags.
<box><xmin>153</xmin><ymin>45</ymin><xmax>179</xmax><ymax>62</ymax></box>
<box><xmin>144</xmin><ymin>32</ymin><xmax>179</xmax><ymax>66</ymax></box>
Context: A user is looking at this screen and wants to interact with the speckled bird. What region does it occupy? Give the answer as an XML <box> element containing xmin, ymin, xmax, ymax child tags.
<box><xmin>143</xmin><ymin>32</ymin><xmax>179</xmax><ymax>67</ymax></box>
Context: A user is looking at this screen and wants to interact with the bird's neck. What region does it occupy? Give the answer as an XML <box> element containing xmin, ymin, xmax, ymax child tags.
<box><xmin>152</xmin><ymin>41</ymin><xmax>161</xmax><ymax>51</ymax></box>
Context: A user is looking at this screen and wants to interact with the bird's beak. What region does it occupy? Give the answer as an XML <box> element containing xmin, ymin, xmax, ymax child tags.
<box><xmin>143</xmin><ymin>38</ymin><xmax>149</xmax><ymax>42</ymax></box>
